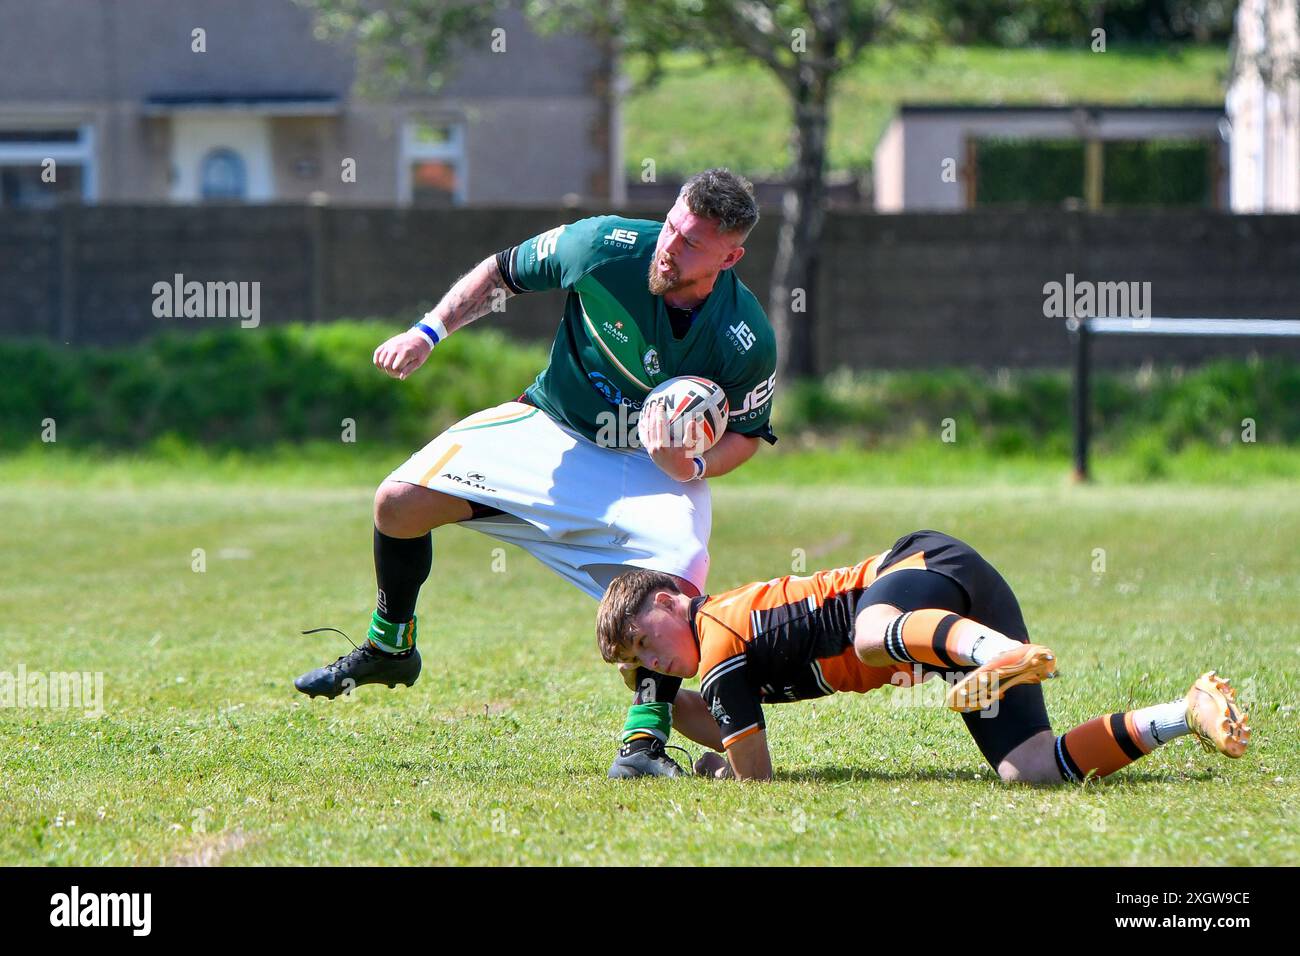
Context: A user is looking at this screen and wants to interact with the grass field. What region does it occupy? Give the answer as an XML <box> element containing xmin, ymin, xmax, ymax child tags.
<box><xmin>1</xmin><ymin>456</ymin><xmax>1296</xmax><ymax>865</ymax></box>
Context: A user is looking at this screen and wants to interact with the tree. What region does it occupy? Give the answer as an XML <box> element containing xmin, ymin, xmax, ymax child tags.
<box><xmin>299</xmin><ymin>0</ymin><xmax>941</xmax><ymax>380</ymax></box>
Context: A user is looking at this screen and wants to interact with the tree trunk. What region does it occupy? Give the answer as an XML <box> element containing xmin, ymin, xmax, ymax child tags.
<box><xmin>768</xmin><ymin>65</ymin><xmax>831</xmax><ymax>382</ymax></box>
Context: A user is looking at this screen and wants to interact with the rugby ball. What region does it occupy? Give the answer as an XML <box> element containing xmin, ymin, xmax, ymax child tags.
<box><xmin>637</xmin><ymin>376</ymin><xmax>729</xmax><ymax>454</ymax></box>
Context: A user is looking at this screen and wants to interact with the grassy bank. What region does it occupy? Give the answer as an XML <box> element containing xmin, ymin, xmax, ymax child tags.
<box><xmin>623</xmin><ymin>44</ymin><xmax>1228</xmax><ymax>179</ymax></box>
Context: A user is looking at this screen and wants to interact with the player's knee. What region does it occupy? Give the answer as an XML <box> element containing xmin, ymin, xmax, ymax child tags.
<box><xmin>373</xmin><ymin>481</ymin><xmax>427</xmax><ymax>535</ymax></box>
<box><xmin>852</xmin><ymin>602</ymin><xmax>897</xmax><ymax>664</ymax></box>
<box><xmin>996</xmin><ymin>762</ymin><xmax>1058</xmax><ymax>785</ymax></box>
<box><xmin>995</xmin><ymin>732</ymin><xmax>1061</xmax><ymax>785</ymax></box>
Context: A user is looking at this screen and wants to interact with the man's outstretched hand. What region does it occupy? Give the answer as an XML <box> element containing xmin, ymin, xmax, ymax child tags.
<box><xmin>373</xmin><ymin>329</ymin><xmax>433</xmax><ymax>380</ymax></box>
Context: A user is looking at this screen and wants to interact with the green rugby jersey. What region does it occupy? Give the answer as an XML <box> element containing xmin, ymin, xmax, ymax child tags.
<box><xmin>498</xmin><ymin>215</ymin><xmax>777</xmax><ymax>447</ymax></box>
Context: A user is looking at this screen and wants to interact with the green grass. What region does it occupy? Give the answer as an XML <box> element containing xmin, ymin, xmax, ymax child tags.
<box><xmin>624</xmin><ymin>44</ymin><xmax>1229</xmax><ymax>178</ymax></box>
<box><xmin>1</xmin><ymin>454</ymin><xmax>1295</xmax><ymax>865</ymax></box>
<box><xmin>4</xmin><ymin>438</ymin><xmax>1298</xmax><ymax>490</ymax></box>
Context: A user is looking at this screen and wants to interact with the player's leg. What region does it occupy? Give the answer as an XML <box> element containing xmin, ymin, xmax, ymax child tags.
<box><xmin>864</xmin><ymin>540</ymin><xmax>1250</xmax><ymax>782</ymax></box>
<box><xmin>293</xmin><ymin>480</ymin><xmax>481</xmax><ymax>699</ymax></box>
<box><xmin>923</xmin><ymin>541</ymin><xmax>1250</xmax><ymax>781</ymax></box>
<box><xmin>1005</xmin><ymin>671</ymin><xmax>1251</xmax><ymax>784</ymax></box>
<box><xmin>608</xmin><ymin>681</ymin><xmax>723</xmax><ymax>779</ymax></box>
<box><xmin>374</xmin><ymin>478</ymin><xmax>475</xmax><ymax>535</ymax></box>
<box><xmin>852</xmin><ymin>541</ymin><xmax>1059</xmax><ymax>781</ymax></box>
<box><xmin>854</xmin><ymin>569</ymin><xmax>1049</xmax><ymax>679</ymax></box>
<box><xmin>366</xmin><ymin>478</ymin><xmax>497</xmax><ymax>650</ymax></box>
<box><xmin>297</xmin><ymin>401</ymin><xmax>546</xmax><ymax>699</ymax></box>
<box><xmin>614</xmin><ymin>661</ymin><xmax>719</xmax><ymax>752</ymax></box>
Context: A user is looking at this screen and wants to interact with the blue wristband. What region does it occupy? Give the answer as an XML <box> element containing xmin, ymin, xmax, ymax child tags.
<box><xmin>412</xmin><ymin>321</ymin><xmax>442</xmax><ymax>347</ymax></box>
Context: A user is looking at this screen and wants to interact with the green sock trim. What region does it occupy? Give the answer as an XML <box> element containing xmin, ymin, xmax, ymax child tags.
<box><xmin>367</xmin><ymin>610</ymin><xmax>416</xmax><ymax>653</ymax></box>
<box><xmin>621</xmin><ymin>702</ymin><xmax>672</xmax><ymax>744</ymax></box>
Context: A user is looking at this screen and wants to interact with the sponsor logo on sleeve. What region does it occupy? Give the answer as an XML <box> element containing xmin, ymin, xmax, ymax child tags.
<box><xmin>730</xmin><ymin>372</ymin><xmax>776</xmax><ymax>420</ymax></box>
<box><xmin>536</xmin><ymin>225</ymin><xmax>566</xmax><ymax>261</ymax></box>
<box><xmin>602</xmin><ymin>227</ymin><xmax>638</xmax><ymax>246</ymax></box>
<box><xmin>726</xmin><ymin>320</ymin><xmax>756</xmax><ymax>352</ymax></box>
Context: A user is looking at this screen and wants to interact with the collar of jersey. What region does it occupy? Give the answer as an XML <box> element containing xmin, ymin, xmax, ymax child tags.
<box><xmin>656</xmin><ymin>272</ymin><xmax>731</xmax><ymax>349</ymax></box>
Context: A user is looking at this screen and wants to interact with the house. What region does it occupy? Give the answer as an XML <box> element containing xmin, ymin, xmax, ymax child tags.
<box><xmin>1226</xmin><ymin>0</ymin><xmax>1300</xmax><ymax>211</ymax></box>
<box><xmin>0</xmin><ymin>0</ymin><xmax>621</xmax><ymax>207</ymax></box>
<box><xmin>873</xmin><ymin>104</ymin><xmax>1228</xmax><ymax>211</ymax></box>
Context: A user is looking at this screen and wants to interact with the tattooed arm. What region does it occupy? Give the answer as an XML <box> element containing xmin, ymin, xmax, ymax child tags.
<box><xmin>373</xmin><ymin>255</ymin><xmax>515</xmax><ymax>380</ymax></box>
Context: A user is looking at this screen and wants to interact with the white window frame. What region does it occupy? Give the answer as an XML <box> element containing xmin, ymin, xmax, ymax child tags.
<box><xmin>399</xmin><ymin>119</ymin><xmax>467</xmax><ymax>205</ymax></box>
<box><xmin>0</xmin><ymin>124</ymin><xmax>97</xmax><ymax>202</ymax></box>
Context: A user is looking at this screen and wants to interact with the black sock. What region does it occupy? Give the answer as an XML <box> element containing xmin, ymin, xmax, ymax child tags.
<box><xmin>373</xmin><ymin>526</ymin><xmax>432</xmax><ymax>623</ymax></box>
<box><xmin>634</xmin><ymin>668</ymin><xmax>683</xmax><ymax>705</ymax></box>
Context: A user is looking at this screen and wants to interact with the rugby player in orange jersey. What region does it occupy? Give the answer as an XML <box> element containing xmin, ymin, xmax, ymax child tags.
<box><xmin>596</xmin><ymin>530</ymin><xmax>1250</xmax><ymax>782</ymax></box>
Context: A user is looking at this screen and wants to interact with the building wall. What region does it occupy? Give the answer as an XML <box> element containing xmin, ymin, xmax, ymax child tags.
<box><xmin>872</xmin><ymin>119</ymin><xmax>905</xmax><ymax>212</ymax></box>
<box><xmin>875</xmin><ymin>109</ymin><xmax>1229</xmax><ymax>211</ymax></box>
<box><xmin>3</xmin><ymin>206</ymin><xmax>1298</xmax><ymax>370</ymax></box>
<box><xmin>0</xmin><ymin>0</ymin><xmax>612</xmax><ymax>205</ymax></box>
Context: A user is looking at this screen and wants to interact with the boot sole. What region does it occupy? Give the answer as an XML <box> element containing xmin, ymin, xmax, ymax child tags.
<box><xmin>296</xmin><ymin>677</ymin><xmax>418</xmax><ymax>699</ymax></box>
<box><xmin>1188</xmin><ymin>671</ymin><xmax>1250</xmax><ymax>758</ymax></box>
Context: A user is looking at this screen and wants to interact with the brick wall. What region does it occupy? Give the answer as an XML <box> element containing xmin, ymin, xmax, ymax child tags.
<box><xmin>3</xmin><ymin>205</ymin><xmax>1299</xmax><ymax>368</ymax></box>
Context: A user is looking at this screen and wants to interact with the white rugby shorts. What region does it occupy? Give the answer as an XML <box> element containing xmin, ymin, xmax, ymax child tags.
<box><xmin>385</xmin><ymin>401</ymin><xmax>711</xmax><ymax>599</ymax></box>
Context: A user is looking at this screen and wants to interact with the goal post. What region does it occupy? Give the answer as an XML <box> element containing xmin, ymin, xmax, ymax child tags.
<box><xmin>1067</xmin><ymin>317</ymin><xmax>1300</xmax><ymax>481</ymax></box>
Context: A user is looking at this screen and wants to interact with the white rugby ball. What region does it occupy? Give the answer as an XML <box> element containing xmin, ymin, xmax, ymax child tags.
<box><xmin>637</xmin><ymin>375</ymin><xmax>729</xmax><ymax>455</ymax></box>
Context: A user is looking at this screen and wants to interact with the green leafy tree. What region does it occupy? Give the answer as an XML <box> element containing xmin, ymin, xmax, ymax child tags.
<box><xmin>933</xmin><ymin>1</ymin><xmax>1236</xmax><ymax>46</ymax></box>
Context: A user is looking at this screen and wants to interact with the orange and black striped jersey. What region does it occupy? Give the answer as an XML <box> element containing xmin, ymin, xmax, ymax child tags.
<box><xmin>690</xmin><ymin>552</ymin><xmax>927</xmax><ymax>748</ymax></box>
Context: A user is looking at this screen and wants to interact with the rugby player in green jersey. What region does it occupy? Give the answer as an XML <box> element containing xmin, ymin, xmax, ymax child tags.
<box><xmin>294</xmin><ymin>169</ymin><xmax>778</xmax><ymax>777</ymax></box>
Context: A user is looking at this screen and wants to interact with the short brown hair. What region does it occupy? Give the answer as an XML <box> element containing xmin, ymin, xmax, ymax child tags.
<box><xmin>596</xmin><ymin>569</ymin><xmax>681</xmax><ymax>663</ymax></box>
<box><xmin>680</xmin><ymin>167</ymin><xmax>759</xmax><ymax>239</ymax></box>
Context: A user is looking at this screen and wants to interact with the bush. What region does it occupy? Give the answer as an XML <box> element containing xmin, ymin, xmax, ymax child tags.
<box><xmin>0</xmin><ymin>322</ymin><xmax>547</xmax><ymax>452</ymax></box>
<box><xmin>772</xmin><ymin>359</ymin><xmax>1300</xmax><ymax>452</ymax></box>
<box><xmin>1</xmin><ymin>323</ymin><xmax>1295</xmax><ymax>456</ymax></box>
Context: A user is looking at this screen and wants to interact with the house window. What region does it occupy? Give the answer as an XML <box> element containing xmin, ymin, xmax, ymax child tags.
<box><xmin>401</xmin><ymin>120</ymin><xmax>465</xmax><ymax>205</ymax></box>
<box><xmin>200</xmin><ymin>148</ymin><xmax>248</xmax><ymax>201</ymax></box>
<box><xmin>0</xmin><ymin>126</ymin><xmax>96</xmax><ymax>208</ymax></box>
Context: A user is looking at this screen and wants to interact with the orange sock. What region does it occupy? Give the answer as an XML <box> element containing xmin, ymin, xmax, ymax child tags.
<box><xmin>880</xmin><ymin>609</ymin><xmax>1021</xmax><ymax>668</ymax></box>
<box><xmin>1054</xmin><ymin>713</ymin><xmax>1153</xmax><ymax>782</ymax></box>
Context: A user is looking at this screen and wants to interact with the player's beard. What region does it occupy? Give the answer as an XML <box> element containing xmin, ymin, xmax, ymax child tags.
<box><xmin>647</xmin><ymin>254</ymin><xmax>680</xmax><ymax>296</ymax></box>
